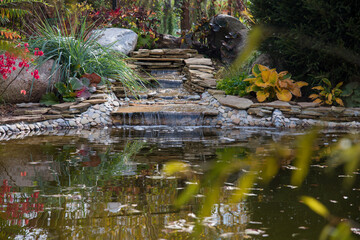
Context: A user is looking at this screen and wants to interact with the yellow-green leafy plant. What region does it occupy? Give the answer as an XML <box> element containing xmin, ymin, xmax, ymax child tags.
<box><xmin>244</xmin><ymin>64</ymin><xmax>308</xmax><ymax>102</ymax></box>
<box><xmin>309</xmin><ymin>78</ymin><xmax>344</xmax><ymax>106</ymax></box>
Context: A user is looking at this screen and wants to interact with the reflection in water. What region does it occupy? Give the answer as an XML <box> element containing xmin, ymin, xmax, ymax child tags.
<box><xmin>0</xmin><ymin>128</ymin><xmax>358</xmax><ymax>239</ymax></box>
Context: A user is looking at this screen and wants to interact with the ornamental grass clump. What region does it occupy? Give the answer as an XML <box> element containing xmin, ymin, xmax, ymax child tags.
<box><xmin>244</xmin><ymin>64</ymin><xmax>308</xmax><ymax>102</ymax></box>
<box><xmin>28</xmin><ymin>14</ymin><xmax>145</xmax><ymax>97</ymax></box>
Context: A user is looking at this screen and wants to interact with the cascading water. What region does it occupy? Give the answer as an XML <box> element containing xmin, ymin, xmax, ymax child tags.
<box><xmin>112</xmin><ymin>67</ymin><xmax>219</xmax><ymax>127</ymax></box>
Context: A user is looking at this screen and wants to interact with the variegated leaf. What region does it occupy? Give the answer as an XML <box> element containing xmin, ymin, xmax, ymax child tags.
<box><xmin>256</xmin><ymin>91</ymin><xmax>270</xmax><ymax>102</ymax></box>
<box><xmin>276</xmin><ymin>89</ymin><xmax>292</xmax><ymax>102</ymax></box>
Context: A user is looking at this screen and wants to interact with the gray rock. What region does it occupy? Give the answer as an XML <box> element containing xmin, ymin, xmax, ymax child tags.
<box><xmin>185</xmin><ymin>58</ymin><xmax>213</xmax><ymax>66</ymax></box>
<box><xmin>93</xmin><ymin>28</ymin><xmax>138</xmax><ymax>55</ymax></box>
<box><xmin>81</xmin><ymin>118</ymin><xmax>89</xmax><ymax>125</ymax></box>
<box><xmin>0</xmin><ymin>59</ymin><xmax>60</xmax><ymax>103</ymax></box>
<box><xmin>214</xmin><ymin>95</ymin><xmax>253</xmax><ymax>110</ymax></box>
<box><xmin>208</xmin><ymin>14</ymin><xmax>248</xmax><ymax>64</ymax></box>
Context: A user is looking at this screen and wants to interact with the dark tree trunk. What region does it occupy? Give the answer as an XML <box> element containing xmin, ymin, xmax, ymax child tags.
<box><xmin>228</xmin><ymin>0</ymin><xmax>232</xmax><ymax>15</ymax></box>
<box><xmin>180</xmin><ymin>0</ymin><xmax>191</xmax><ymax>32</ymax></box>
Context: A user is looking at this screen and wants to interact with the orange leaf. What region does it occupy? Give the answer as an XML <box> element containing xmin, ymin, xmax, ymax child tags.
<box><xmin>290</xmin><ymin>87</ymin><xmax>302</xmax><ymax>97</ymax></box>
<box><xmin>327</xmin><ymin>93</ymin><xmax>333</xmax><ymax>102</ymax></box>
<box><xmin>295</xmin><ymin>81</ymin><xmax>308</xmax><ymax>87</ymax></box>
<box><xmin>312</xmin><ymin>86</ymin><xmax>325</xmax><ymax>91</ymax></box>
<box><xmin>309</xmin><ymin>94</ymin><xmax>319</xmax><ymax>100</ymax></box>
<box><xmin>313</xmin><ymin>99</ymin><xmax>323</xmax><ymax>104</ymax></box>
<box><xmin>335</xmin><ymin>98</ymin><xmax>344</xmax><ymax>106</ymax></box>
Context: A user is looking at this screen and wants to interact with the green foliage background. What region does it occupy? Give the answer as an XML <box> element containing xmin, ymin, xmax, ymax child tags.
<box><xmin>250</xmin><ymin>0</ymin><xmax>360</xmax><ymax>90</ymax></box>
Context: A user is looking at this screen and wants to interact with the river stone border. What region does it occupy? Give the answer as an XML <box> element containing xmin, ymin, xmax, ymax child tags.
<box><xmin>201</xmin><ymin>92</ymin><xmax>360</xmax><ymax>129</ymax></box>
<box><xmin>0</xmin><ymin>93</ymin><xmax>121</xmax><ymax>141</ymax></box>
<box><xmin>0</xmin><ymin>90</ymin><xmax>359</xmax><ymax>142</ymax></box>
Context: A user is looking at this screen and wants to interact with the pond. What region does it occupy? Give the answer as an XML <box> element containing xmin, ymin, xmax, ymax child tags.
<box><xmin>0</xmin><ymin>127</ymin><xmax>359</xmax><ymax>239</ymax></box>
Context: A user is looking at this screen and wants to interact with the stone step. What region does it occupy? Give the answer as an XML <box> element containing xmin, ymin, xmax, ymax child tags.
<box><xmin>111</xmin><ymin>104</ymin><xmax>218</xmax><ymax>126</ymax></box>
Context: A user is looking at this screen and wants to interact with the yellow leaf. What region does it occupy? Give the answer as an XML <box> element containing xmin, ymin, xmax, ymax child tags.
<box><xmin>243</xmin><ymin>77</ymin><xmax>256</xmax><ymax>83</ymax></box>
<box><xmin>295</xmin><ymin>81</ymin><xmax>308</xmax><ymax>87</ymax></box>
<box><xmin>258</xmin><ymin>64</ymin><xmax>269</xmax><ymax>72</ymax></box>
<box><xmin>335</xmin><ymin>82</ymin><xmax>343</xmax><ymax>89</ymax></box>
<box><xmin>325</xmin><ymin>100</ymin><xmax>332</xmax><ymax>105</ymax></box>
<box><xmin>309</xmin><ymin>94</ymin><xmax>319</xmax><ymax>99</ymax></box>
<box><xmin>312</xmin><ymin>86</ymin><xmax>325</xmax><ymax>91</ymax></box>
<box><xmin>300</xmin><ymin>196</ymin><xmax>330</xmax><ymax>218</ymax></box>
<box><xmin>255</xmin><ymin>79</ymin><xmax>268</xmax><ymax>88</ymax></box>
<box><xmin>276</xmin><ymin>89</ymin><xmax>292</xmax><ymax>101</ymax></box>
<box><xmin>256</xmin><ymin>91</ymin><xmax>270</xmax><ymax>102</ymax></box>
<box><xmin>268</xmin><ymin>70</ymin><xmax>278</xmax><ymax>85</ymax></box>
<box><xmin>261</xmin><ymin>70</ymin><xmax>271</xmax><ymax>82</ymax></box>
<box><xmin>335</xmin><ymin>98</ymin><xmax>344</xmax><ymax>106</ymax></box>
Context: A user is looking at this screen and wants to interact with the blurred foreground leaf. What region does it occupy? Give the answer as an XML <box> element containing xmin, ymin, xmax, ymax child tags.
<box><xmin>291</xmin><ymin>130</ymin><xmax>318</xmax><ymax>186</ymax></box>
<box><xmin>300</xmin><ymin>196</ymin><xmax>329</xmax><ymax>219</ymax></box>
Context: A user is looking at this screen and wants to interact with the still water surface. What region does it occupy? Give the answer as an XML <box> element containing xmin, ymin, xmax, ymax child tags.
<box><xmin>0</xmin><ymin>127</ymin><xmax>359</xmax><ymax>239</ymax></box>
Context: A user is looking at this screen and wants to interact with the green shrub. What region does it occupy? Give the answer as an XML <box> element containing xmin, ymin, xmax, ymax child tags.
<box><xmin>250</xmin><ymin>0</ymin><xmax>360</xmax><ymax>92</ymax></box>
<box><xmin>342</xmin><ymin>82</ymin><xmax>360</xmax><ymax>107</ymax></box>
<box><xmin>217</xmin><ymin>71</ymin><xmax>249</xmax><ymax>97</ymax></box>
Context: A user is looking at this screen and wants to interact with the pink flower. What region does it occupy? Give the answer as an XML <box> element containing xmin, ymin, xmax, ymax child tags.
<box><xmin>20</xmin><ymin>90</ymin><xmax>26</xmax><ymax>95</ymax></box>
<box><xmin>24</xmin><ymin>43</ymin><xmax>29</xmax><ymax>48</ymax></box>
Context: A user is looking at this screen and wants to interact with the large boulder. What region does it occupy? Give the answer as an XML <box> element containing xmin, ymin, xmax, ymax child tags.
<box><xmin>92</xmin><ymin>28</ymin><xmax>138</xmax><ymax>55</ymax></box>
<box><xmin>0</xmin><ymin>59</ymin><xmax>60</xmax><ymax>103</ymax></box>
<box><xmin>208</xmin><ymin>14</ymin><xmax>248</xmax><ymax>64</ymax></box>
<box><xmin>156</xmin><ymin>34</ymin><xmax>181</xmax><ymax>49</ymax></box>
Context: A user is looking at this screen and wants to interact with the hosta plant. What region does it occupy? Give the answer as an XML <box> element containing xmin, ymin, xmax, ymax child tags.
<box><xmin>309</xmin><ymin>78</ymin><xmax>344</xmax><ymax>106</ymax></box>
<box><xmin>341</xmin><ymin>82</ymin><xmax>360</xmax><ymax>107</ymax></box>
<box><xmin>244</xmin><ymin>64</ymin><xmax>308</xmax><ymax>102</ymax></box>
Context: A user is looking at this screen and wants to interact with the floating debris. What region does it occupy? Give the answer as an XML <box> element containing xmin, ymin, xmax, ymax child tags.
<box><xmin>245</xmin><ymin>229</ymin><xmax>265</xmax><ymax>236</ymax></box>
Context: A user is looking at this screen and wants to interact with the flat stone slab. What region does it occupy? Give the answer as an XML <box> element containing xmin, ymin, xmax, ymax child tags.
<box><xmin>129</xmin><ymin>58</ymin><xmax>184</xmax><ymax>62</ymax></box>
<box><xmin>134</xmin><ymin>61</ymin><xmax>173</xmax><ymax>66</ymax></box>
<box><xmin>297</xmin><ymin>102</ymin><xmax>320</xmax><ymax>108</ymax></box>
<box><xmin>251</xmin><ymin>100</ymin><xmax>291</xmax><ymax>109</ymax></box>
<box><xmin>188</xmin><ymin>65</ymin><xmax>214</xmax><ymax>70</ymax></box>
<box><xmin>52</xmin><ymin>102</ymin><xmax>76</xmax><ymax>111</ymax></box>
<box><xmin>16</xmin><ymin>103</ymin><xmax>42</xmax><ymax>108</ymax></box>
<box><xmin>214</xmin><ymin>95</ymin><xmax>253</xmax><ymax>110</ymax></box>
<box><xmin>208</xmin><ymin>89</ymin><xmax>225</xmax><ymax>96</ymax></box>
<box><xmin>112</xmin><ymin>104</ymin><xmax>218</xmax><ymax>116</ymax></box>
<box><xmin>83</xmin><ymin>99</ymin><xmax>108</xmax><ymax>104</ymax></box>
<box><xmin>185</xmin><ymin>58</ymin><xmax>213</xmax><ymax>66</ymax></box>
<box><xmin>0</xmin><ymin>115</ymin><xmax>43</xmax><ymax>124</ymax></box>
<box><xmin>69</xmin><ymin>103</ymin><xmax>91</xmax><ymax>111</ymax></box>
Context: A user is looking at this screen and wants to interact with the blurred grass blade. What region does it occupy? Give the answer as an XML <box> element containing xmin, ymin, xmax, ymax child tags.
<box><xmin>291</xmin><ymin>130</ymin><xmax>318</xmax><ymax>186</ymax></box>
<box><xmin>300</xmin><ymin>196</ymin><xmax>329</xmax><ymax>219</ymax></box>
<box><xmin>174</xmin><ymin>181</ymin><xmax>199</xmax><ymax>208</ymax></box>
<box><xmin>261</xmin><ymin>157</ymin><xmax>280</xmax><ymax>183</ymax></box>
<box><xmin>230</xmin><ymin>171</ymin><xmax>257</xmax><ymax>203</ymax></box>
<box><xmin>163</xmin><ymin>161</ymin><xmax>189</xmax><ymax>175</ymax></box>
<box><xmin>228</xmin><ymin>26</ymin><xmax>267</xmax><ymax>77</ymax></box>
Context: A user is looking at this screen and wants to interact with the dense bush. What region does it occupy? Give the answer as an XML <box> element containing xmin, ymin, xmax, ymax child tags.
<box><xmin>250</xmin><ymin>0</ymin><xmax>360</xmax><ymax>91</ymax></box>
<box><xmin>217</xmin><ymin>71</ymin><xmax>249</xmax><ymax>97</ymax></box>
<box><xmin>28</xmin><ymin>16</ymin><xmax>145</xmax><ymax>102</ymax></box>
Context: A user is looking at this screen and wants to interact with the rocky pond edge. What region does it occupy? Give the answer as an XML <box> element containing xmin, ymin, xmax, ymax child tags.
<box><xmin>0</xmin><ymin>91</ymin><xmax>359</xmax><ymax>141</ymax></box>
